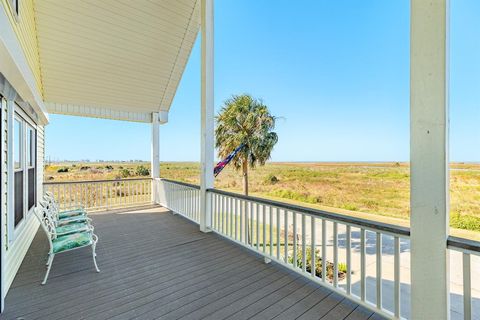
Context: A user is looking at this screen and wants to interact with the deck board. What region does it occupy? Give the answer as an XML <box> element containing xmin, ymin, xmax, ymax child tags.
<box><xmin>1</xmin><ymin>206</ymin><xmax>387</xmax><ymax>320</ymax></box>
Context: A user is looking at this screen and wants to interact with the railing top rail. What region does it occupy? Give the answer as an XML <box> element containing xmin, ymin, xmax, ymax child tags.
<box><xmin>43</xmin><ymin>177</ymin><xmax>152</xmax><ymax>185</ymax></box>
<box><xmin>161</xmin><ymin>178</ymin><xmax>201</xmax><ymax>190</ymax></box>
<box><xmin>447</xmin><ymin>236</ymin><xmax>480</xmax><ymax>254</ymax></box>
<box><xmin>208</xmin><ymin>187</ymin><xmax>411</xmax><ymax>237</ymax></box>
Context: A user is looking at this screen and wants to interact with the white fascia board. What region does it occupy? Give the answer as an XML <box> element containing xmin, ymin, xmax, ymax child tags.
<box><xmin>45</xmin><ymin>102</ymin><xmax>159</xmax><ymax>123</ymax></box>
<box><xmin>0</xmin><ymin>7</ymin><xmax>49</xmax><ymax>125</ymax></box>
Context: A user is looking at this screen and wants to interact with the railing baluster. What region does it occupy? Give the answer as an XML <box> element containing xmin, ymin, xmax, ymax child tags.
<box><xmin>463</xmin><ymin>252</ymin><xmax>472</xmax><ymax>320</ymax></box>
<box><xmin>248</xmin><ymin>201</ymin><xmax>254</xmax><ymax>247</ymax></box>
<box><xmin>269</xmin><ymin>206</ymin><xmax>273</xmax><ymax>257</ymax></box>
<box><xmin>221</xmin><ymin>195</ymin><xmax>225</xmax><ymax>234</ymax></box>
<box><xmin>128</xmin><ymin>182</ymin><xmax>131</xmax><ymax>206</ymax></box>
<box><xmin>311</xmin><ymin>217</ymin><xmax>316</xmax><ymax>277</ymax></box>
<box><xmin>188</xmin><ymin>187</ymin><xmax>190</xmax><ymax>217</ymax></box>
<box><xmin>333</xmin><ymin>222</ymin><xmax>338</xmax><ymax>287</ymax></box>
<box><xmin>217</xmin><ymin>194</ymin><xmax>220</xmax><ymax>232</ymax></box>
<box><xmin>100</xmin><ymin>182</ymin><xmax>103</xmax><ymax>208</ymax></box>
<box><xmin>284</xmin><ymin>210</ymin><xmax>288</xmax><ymax>263</ymax></box>
<box><xmin>226</xmin><ymin>196</ymin><xmax>230</xmax><ymax>236</ymax></box>
<box><xmin>263</xmin><ymin>205</ymin><xmax>266</xmax><ymax>253</ymax></box>
<box><xmin>122</xmin><ymin>182</ymin><xmax>125</xmax><ymax>207</ymax></box>
<box><xmin>72</xmin><ymin>184</ymin><xmax>76</xmax><ymax>208</ymax></box>
<box><xmin>181</xmin><ymin>186</ymin><xmax>184</xmax><ymax>214</ymax></box>
<box><xmin>346</xmin><ymin>225</ymin><xmax>352</xmax><ymax>295</ymax></box>
<box><xmin>69</xmin><ymin>184</ymin><xmax>72</xmax><ymax>209</ymax></box>
<box><xmin>234</xmin><ymin>198</ymin><xmax>237</xmax><ymax>240</ymax></box>
<box><xmin>230</xmin><ymin>197</ymin><xmax>234</xmax><ymax>237</ymax></box>
<box><xmin>218</xmin><ymin>194</ymin><xmax>222</xmax><ymax>232</ymax></box>
<box><xmin>302</xmin><ymin>214</ymin><xmax>306</xmax><ymax>272</ymax></box>
<box><xmin>276</xmin><ymin>207</ymin><xmax>280</xmax><ymax>260</ymax></box>
<box><xmin>256</xmin><ymin>202</ymin><xmax>260</xmax><ymax>251</ymax></box>
<box><xmin>394</xmin><ymin>236</ymin><xmax>401</xmax><ymax>318</ymax></box>
<box><xmin>322</xmin><ymin>219</ymin><xmax>326</xmax><ymax>282</ymax></box>
<box><xmin>192</xmin><ymin>188</ymin><xmax>195</xmax><ymax>220</ymax></box>
<box><xmin>360</xmin><ymin>228</ymin><xmax>366</xmax><ymax>301</ymax></box>
<box><xmin>376</xmin><ymin>232</ymin><xmax>382</xmax><ymax>309</ymax></box>
<box><xmin>293</xmin><ymin>212</ymin><xmax>297</xmax><ymax>268</ymax></box>
<box><xmin>212</xmin><ymin>193</ymin><xmax>216</xmax><ymax>229</ymax></box>
<box><xmin>239</xmin><ymin>199</ymin><xmax>243</xmax><ymax>242</ymax></box>
<box><xmin>245</xmin><ymin>200</ymin><xmax>249</xmax><ymax>245</ymax></box>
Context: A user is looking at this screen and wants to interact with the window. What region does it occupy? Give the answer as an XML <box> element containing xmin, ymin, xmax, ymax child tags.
<box><xmin>13</xmin><ymin>111</ymin><xmax>37</xmax><ymax>229</ymax></box>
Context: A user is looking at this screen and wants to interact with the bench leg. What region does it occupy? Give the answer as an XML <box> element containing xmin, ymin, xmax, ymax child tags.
<box><xmin>42</xmin><ymin>254</ymin><xmax>55</xmax><ymax>285</ymax></box>
<box><xmin>92</xmin><ymin>243</ymin><xmax>100</xmax><ymax>273</ymax></box>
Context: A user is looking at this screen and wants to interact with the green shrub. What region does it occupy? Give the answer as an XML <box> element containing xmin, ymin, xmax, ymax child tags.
<box><xmin>57</xmin><ymin>167</ymin><xmax>69</xmax><ymax>173</ymax></box>
<box><xmin>269</xmin><ymin>189</ymin><xmax>320</xmax><ymax>204</ymax></box>
<box><xmin>105</xmin><ymin>165</ymin><xmax>113</xmax><ymax>170</ymax></box>
<box><xmin>119</xmin><ymin>168</ymin><xmax>131</xmax><ymax>178</ymax></box>
<box><xmin>342</xmin><ymin>203</ymin><xmax>359</xmax><ymax>211</ymax></box>
<box><xmin>451</xmin><ymin>213</ymin><xmax>480</xmax><ymax>232</ymax></box>
<box><xmin>80</xmin><ymin>166</ymin><xmax>90</xmax><ymax>171</ymax></box>
<box><xmin>288</xmin><ymin>247</ymin><xmax>346</xmax><ymax>281</ymax></box>
<box><xmin>264</xmin><ymin>174</ymin><xmax>279</xmax><ymax>185</ymax></box>
<box><xmin>136</xmin><ymin>165</ymin><xmax>150</xmax><ymax>176</ymax></box>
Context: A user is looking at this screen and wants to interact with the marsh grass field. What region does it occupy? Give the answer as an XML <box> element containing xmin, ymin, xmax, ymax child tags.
<box><xmin>44</xmin><ymin>161</ymin><xmax>480</xmax><ymax>235</ymax></box>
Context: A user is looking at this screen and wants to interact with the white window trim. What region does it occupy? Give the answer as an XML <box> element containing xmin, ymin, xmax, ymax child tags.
<box><xmin>26</xmin><ymin>123</ymin><xmax>35</xmax><ymax>211</ymax></box>
<box><xmin>12</xmin><ymin>114</ymin><xmax>24</xmax><ymax>239</ymax></box>
<box><xmin>9</xmin><ymin>104</ymin><xmax>37</xmax><ymax>242</ymax></box>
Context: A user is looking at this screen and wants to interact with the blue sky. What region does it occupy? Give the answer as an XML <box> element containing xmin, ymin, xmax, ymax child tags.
<box><xmin>45</xmin><ymin>1</ymin><xmax>479</xmax><ymax>162</ymax></box>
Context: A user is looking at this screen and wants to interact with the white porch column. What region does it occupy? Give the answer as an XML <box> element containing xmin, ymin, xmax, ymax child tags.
<box><xmin>410</xmin><ymin>1</ymin><xmax>450</xmax><ymax>319</ymax></box>
<box><xmin>151</xmin><ymin>112</ymin><xmax>160</xmax><ymax>202</ymax></box>
<box><xmin>199</xmin><ymin>0</ymin><xmax>214</xmax><ymax>233</ymax></box>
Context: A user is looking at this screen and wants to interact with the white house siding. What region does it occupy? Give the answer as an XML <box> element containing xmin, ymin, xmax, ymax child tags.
<box><xmin>4</xmin><ymin>213</ymin><xmax>39</xmax><ymax>292</ymax></box>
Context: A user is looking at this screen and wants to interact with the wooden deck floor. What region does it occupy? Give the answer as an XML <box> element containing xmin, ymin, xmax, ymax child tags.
<box><xmin>1</xmin><ymin>206</ymin><xmax>386</xmax><ymax>320</ymax></box>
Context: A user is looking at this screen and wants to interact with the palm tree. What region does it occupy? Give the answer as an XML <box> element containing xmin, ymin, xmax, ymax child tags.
<box><xmin>215</xmin><ymin>94</ymin><xmax>278</xmax><ymax>196</ymax></box>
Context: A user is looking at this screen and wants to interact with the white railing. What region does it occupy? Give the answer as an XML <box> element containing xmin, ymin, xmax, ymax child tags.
<box><xmin>207</xmin><ymin>188</ymin><xmax>409</xmax><ymax>319</ymax></box>
<box><xmin>448</xmin><ymin>237</ymin><xmax>480</xmax><ymax>320</ymax></box>
<box><xmin>156</xmin><ymin>179</ymin><xmax>200</xmax><ymax>223</ymax></box>
<box><xmin>157</xmin><ymin>179</ymin><xmax>480</xmax><ymax>320</ymax></box>
<box><xmin>44</xmin><ymin>178</ymin><xmax>152</xmax><ymax>211</ymax></box>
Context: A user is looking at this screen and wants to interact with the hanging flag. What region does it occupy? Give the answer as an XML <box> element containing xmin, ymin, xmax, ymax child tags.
<box><xmin>214</xmin><ymin>144</ymin><xmax>244</xmax><ymax>177</ymax></box>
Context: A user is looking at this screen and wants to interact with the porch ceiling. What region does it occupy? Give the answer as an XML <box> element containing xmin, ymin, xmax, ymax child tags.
<box><xmin>34</xmin><ymin>0</ymin><xmax>199</xmax><ymax>122</ymax></box>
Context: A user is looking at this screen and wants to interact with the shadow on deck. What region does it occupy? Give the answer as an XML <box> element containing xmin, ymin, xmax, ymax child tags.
<box><xmin>2</xmin><ymin>206</ymin><xmax>386</xmax><ymax>320</ymax></box>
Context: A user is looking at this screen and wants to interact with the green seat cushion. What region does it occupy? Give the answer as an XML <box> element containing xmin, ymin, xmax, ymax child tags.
<box><xmin>53</xmin><ymin>232</ymin><xmax>93</xmax><ymax>253</ymax></box>
<box><xmin>57</xmin><ymin>216</ymin><xmax>89</xmax><ymax>226</ymax></box>
<box><xmin>56</xmin><ymin>222</ymin><xmax>90</xmax><ymax>235</ymax></box>
<box><xmin>58</xmin><ymin>209</ymin><xmax>86</xmax><ymax>220</ymax></box>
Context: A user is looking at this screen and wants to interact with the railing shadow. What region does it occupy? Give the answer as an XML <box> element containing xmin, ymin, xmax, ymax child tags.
<box><xmin>343</xmin><ymin>276</ymin><xmax>480</xmax><ymax>320</ymax></box>
<box><xmin>336</xmin><ymin>230</ymin><xmax>410</xmax><ymax>256</ymax></box>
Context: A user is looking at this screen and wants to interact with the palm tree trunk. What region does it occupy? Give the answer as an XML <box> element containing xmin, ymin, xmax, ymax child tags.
<box><xmin>242</xmin><ymin>160</ymin><xmax>248</xmax><ymax>196</ymax></box>
<box><xmin>242</xmin><ymin>159</ymin><xmax>251</xmax><ymax>244</ymax></box>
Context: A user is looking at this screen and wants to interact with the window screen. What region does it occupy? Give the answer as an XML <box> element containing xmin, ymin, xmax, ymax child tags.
<box><xmin>14</xmin><ymin>171</ymin><xmax>23</xmax><ymax>226</ymax></box>
<box><xmin>28</xmin><ymin>168</ymin><xmax>35</xmax><ymax>210</ymax></box>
